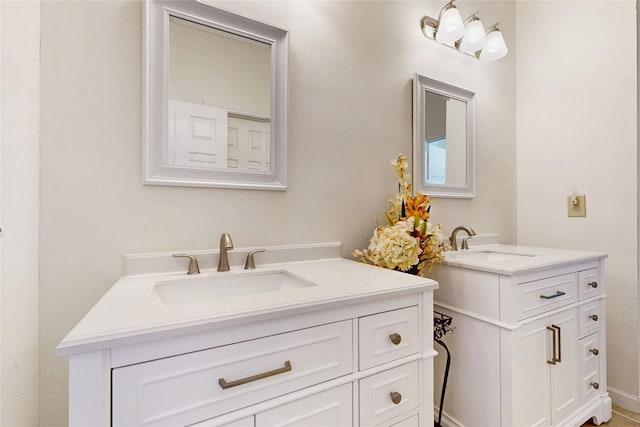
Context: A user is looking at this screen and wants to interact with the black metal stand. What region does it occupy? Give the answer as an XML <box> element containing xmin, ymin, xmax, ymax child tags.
<box><xmin>434</xmin><ymin>311</ymin><xmax>453</xmax><ymax>427</ymax></box>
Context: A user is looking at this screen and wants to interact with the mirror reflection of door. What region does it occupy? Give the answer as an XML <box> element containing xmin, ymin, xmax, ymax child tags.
<box><xmin>168</xmin><ymin>15</ymin><xmax>271</xmax><ymax>172</ymax></box>
<box><xmin>424</xmin><ymin>91</ymin><xmax>467</xmax><ymax>187</ymax></box>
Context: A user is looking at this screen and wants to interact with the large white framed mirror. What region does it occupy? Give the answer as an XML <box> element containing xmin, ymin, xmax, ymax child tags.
<box><xmin>143</xmin><ymin>0</ymin><xmax>288</xmax><ymax>190</ymax></box>
<box><xmin>412</xmin><ymin>73</ymin><xmax>475</xmax><ymax>198</ymax></box>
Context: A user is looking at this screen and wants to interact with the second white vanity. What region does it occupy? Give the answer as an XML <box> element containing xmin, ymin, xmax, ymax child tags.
<box><xmin>430</xmin><ymin>243</ymin><xmax>611</xmax><ymax>427</ymax></box>
<box><xmin>58</xmin><ymin>243</ymin><xmax>438</xmax><ymax>426</ymax></box>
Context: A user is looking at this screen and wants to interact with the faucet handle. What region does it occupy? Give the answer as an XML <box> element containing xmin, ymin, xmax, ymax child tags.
<box><xmin>244</xmin><ymin>249</ymin><xmax>266</xmax><ymax>270</ymax></box>
<box><xmin>461</xmin><ymin>237</ymin><xmax>472</xmax><ymax>250</ymax></box>
<box><xmin>173</xmin><ymin>254</ymin><xmax>200</xmax><ymax>275</ymax></box>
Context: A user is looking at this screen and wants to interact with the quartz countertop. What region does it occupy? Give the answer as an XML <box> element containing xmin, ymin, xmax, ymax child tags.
<box><xmin>443</xmin><ymin>244</ymin><xmax>607</xmax><ymax>275</ymax></box>
<box><xmin>57</xmin><ymin>256</ymin><xmax>437</xmax><ymax>357</ymax></box>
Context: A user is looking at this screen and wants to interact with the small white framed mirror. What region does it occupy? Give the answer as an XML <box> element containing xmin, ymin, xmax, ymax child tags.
<box><xmin>143</xmin><ymin>0</ymin><xmax>288</xmax><ymax>190</ymax></box>
<box><xmin>412</xmin><ymin>73</ymin><xmax>475</xmax><ymax>198</ymax></box>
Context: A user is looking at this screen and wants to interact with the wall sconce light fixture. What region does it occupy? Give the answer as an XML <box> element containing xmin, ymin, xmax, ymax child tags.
<box><xmin>421</xmin><ymin>0</ymin><xmax>508</xmax><ymax>61</ymax></box>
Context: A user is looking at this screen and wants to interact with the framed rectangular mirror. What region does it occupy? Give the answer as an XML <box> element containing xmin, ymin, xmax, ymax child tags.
<box><xmin>412</xmin><ymin>73</ymin><xmax>475</xmax><ymax>198</ymax></box>
<box><xmin>143</xmin><ymin>0</ymin><xmax>288</xmax><ymax>190</ymax></box>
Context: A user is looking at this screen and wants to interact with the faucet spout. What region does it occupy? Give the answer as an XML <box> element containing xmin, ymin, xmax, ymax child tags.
<box><xmin>450</xmin><ymin>226</ymin><xmax>476</xmax><ymax>251</ymax></box>
<box><xmin>218</xmin><ymin>233</ymin><xmax>234</xmax><ymax>272</ymax></box>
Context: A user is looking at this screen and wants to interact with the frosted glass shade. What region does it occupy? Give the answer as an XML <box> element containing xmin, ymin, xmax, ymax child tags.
<box><xmin>435</xmin><ymin>7</ymin><xmax>465</xmax><ymax>44</ymax></box>
<box><xmin>459</xmin><ymin>19</ymin><xmax>487</xmax><ymax>54</ymax></box>
<box><xmin>479</xmin><ymin>29</ymin><xmax>508</xmax><ymax>61</ymax></box>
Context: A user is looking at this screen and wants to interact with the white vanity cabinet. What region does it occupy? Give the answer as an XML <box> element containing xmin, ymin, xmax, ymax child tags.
<box><xmin>431</xmin><ymin>247</ymin><xmax>611</xmax><ymax>427</ymax></box>
<box><xmin>65</xmin><ymin>293</ymin><xmax>435</xmax><ymax>427</ymax></box>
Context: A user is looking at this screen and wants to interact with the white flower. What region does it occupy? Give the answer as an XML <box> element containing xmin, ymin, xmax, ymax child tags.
<box><xmin>368</xmin><ymin>221</ymin><xmax>420</xmax><ymax>272</ymax></box>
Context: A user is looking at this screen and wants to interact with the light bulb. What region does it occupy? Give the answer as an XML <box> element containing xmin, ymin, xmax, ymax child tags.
<box><xmin>459</xmin><ymin>18</ymin><xmax>487</xmax><ymax>54</ymax></box>
<box><xmin>479</xmin><ymin>26</ymin><xmax>508</xmax><ymax>61</ymax></box>
<box><xmin>435</xmin><ymin>6</ymin><xmax>465</xmax><ymax>44</ymax></box>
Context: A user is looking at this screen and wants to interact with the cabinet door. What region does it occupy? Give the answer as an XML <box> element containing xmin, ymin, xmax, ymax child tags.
<box><xmin>549</xmin><ymin>309</ymin><xmax>580</xmax><ymax>425</ymax></box>
<box><xmin>512</xmin><ymin>309</ymin><xmax>580</xmax><ymax>427</ymax></box>
<box><xmin>256</xmin><ymin>383</ymin><xmax>352</xmax><ymax>426</ymax></box>
<box><xmin>513</xmin><ymin>317</ymin><xmax>551</xmax><ymax>427</ymax></box>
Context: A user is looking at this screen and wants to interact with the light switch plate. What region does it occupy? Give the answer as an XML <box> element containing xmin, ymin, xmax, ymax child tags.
<box><xmin>567</xmin><ymin>195</ymin><xmax>586</xmax><ymax>217</ymax></box>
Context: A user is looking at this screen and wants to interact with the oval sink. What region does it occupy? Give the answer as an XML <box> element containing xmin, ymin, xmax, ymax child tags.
<box><xmin>153</xmin><ymin>270</ymin><xmax>317</xmax><ymax>306</ymax></box>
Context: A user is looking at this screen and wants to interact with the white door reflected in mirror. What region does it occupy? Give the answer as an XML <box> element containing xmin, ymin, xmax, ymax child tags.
<box><xmin>143</xmin><ymin>0</ymin><xmax>288</xmax><ymax>190</ymax></box>
<box><xmin>413</xmin><ymin>74</ymin><xmax>475</xmax><ymax>198</ymax></box>
<box><xmin>168</xmin><ymin>16</ymin><xmax>271</xmax><ymax>173</ymax></box>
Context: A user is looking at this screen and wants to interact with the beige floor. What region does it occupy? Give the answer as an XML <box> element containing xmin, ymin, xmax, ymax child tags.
<box><xmin>582</xmin><ymin>406</ymin><xmax>640</xmax><ymax>426</ymax></box>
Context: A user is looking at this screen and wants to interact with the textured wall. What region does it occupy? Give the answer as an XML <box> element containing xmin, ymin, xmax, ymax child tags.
<box><xmin>1</xmin><ymin>1</ymin><xmax>40</xmax><ymax>426</ymax></box>
<box><xmin>516</xmin><ymin>0</ymin><xmax>638</xmax><ymax>410</ymax></box>
<box><xmin>39</xmin><ymin>1</ymin><xmax>516</xmax><ymax>424</ymax></box>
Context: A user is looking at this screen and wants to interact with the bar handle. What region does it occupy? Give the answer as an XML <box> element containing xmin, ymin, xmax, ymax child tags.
<box><xmin>547</xmin><ymin>326</ymin><xmax>557</xmax><ymax>365</ymax></box>
<box><xmin>552</xmin><ymin>324</ymin><xmax>562</xmax><ymax>363</ymax></box>
<box><xmin>219</xmin><ymin>361</ymin><xmax>292</xmax><ymax>389</ymax></box>
<box><xmin>540</xmin><ymin>291</ymin><xmax>566</xmax><ymax>300</ymax></box>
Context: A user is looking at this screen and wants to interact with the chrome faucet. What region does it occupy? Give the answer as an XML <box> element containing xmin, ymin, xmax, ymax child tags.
<box><xmin>450</xmin><ymin>226</ymin><xmax>476</xmax><ymax>251</ymax></box>
<box><xmin>217</xmin><ymin>232</ymin><xmax>234</xmax><ymax>272</ymax></box>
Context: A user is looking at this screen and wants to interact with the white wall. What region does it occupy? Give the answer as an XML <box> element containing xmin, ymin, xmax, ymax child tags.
<box><xmin>516</xmin><ymin>0</ymin><xmax>638</xmax><ymax>410</ymax></box>
<box><xmin>1</xmin><ymin>1</ymin><xmax>40</xmax><ymax>426</ymax></box>
<box><xmin>38</xmin><ymin>1</ymin><xmax>515</xmax><ymax>424</ymax></box>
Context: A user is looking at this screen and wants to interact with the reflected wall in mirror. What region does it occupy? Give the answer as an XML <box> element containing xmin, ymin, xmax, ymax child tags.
<box><xmin>144</xmin><ymin>0</ymin><xmax>288</xmax><ymax>190</ymax></box>
<box><xmin>413</xmin><ymin>73</ymin><xmax>475</xmax><ymax>198</ymax></box>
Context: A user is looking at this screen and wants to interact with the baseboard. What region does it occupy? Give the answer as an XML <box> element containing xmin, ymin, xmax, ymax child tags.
<box><xmin>608</xmin><ymin>385</ymin><xmax>640</xmax><ymax>413</ymax></box>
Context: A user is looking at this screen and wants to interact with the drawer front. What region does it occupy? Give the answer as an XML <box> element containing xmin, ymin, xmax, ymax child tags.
<box><xmin>579</xmin><ymin>269</ymin><xmax>600</xmax><ymax>301</ymax></box>
<box><xmin>579</xmin><ymin>301</ymin><xmax>600</xmax><ymax>337</ymax></box>
<box><xmin>256</xmin><ymin>383</ymin><xmax>352</xmax><ymax>426</ymax></box>
<box><xmin>359</xmin><ymin>306</ymin><xmax>419</xmax><ymax>370</ymax></box>
<box><xmin>359</xmin><ymin>361</ymin><xmax>419</xmax><ymax>426</ymax></box>
<box><xmin>391</xmin><ymin>414</ymin><xmax>419</xmax><ymax>427</ymax></box>
<box><xmin>516</xmin><ymin>273</ymin><xmax>577</xmax><ymax>320</ymax></box>
<box><xmin>112</xmin><ymin>320</ymin><xmax>353</xmax><ymax>426</ymax></box>
<box><xmin>580</xmin><ymin>369</ymin><xmax>601</xmax><ymax>403</ymax></box>
<box><xmin>579</xmin><ymin>333</ymin><xmax>600</xmax><ymax>373</ymax></box>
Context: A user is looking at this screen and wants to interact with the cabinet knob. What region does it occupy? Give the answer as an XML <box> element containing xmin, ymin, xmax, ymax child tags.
<box><xmin>590</xmin><ymin>348</ymin><xmax>599</xmax><ymax>356</ymax></box>
<box><xmin>588</xmin><ymin>281</ymin><xmax>598</xmax><ymax>288</ymax></box>
<box><xmin>589</xmin><ymin>314</ymin><xmax>599</xmax><ymax>321</ymax></box>
<box><xmin>390</xmin><ymin>391</ymin><xmax>402</xmax><ymax>405</ymax></box>
<box><xmin>590</xmin><ymin>382</ymin><xmax>600</xmax><ymax>390</ymax></box>
<box><xmin>389</xmin><ymin>333</ymin><xmax>402</xmax><ymax>345</ymax></box>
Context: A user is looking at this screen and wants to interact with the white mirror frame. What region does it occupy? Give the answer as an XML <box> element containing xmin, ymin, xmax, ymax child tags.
<box><xmin>143</xmin><ymin>0</ymin><xmax>288</xmax><ymax>190</ymax></box>
<box><xmin>412</xmin><ymin>73</ymin><xmax>475</xmax><ymax>198</ymax></box>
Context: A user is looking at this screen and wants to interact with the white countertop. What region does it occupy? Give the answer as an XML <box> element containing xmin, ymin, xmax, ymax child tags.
<box><xmin>57</xmin><ymin>257</ymin><xmax>437</xmax><ymax>357</ymax></box>
<box><xmin>443</xmin><ymin>244</ymin><xmax>607</xmax><ymax>275</ymax></box>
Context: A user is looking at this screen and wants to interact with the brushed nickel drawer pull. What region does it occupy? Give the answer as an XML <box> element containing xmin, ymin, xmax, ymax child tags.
<box><xmin>590</xmin><ymin>348</ymin><xmax>599</xmax><ymax>356</ymax></box>
<box><xmin>589</xmin><ymin>314</ymin><xmax>599</xmax><ymax>321</ymax></box>
<box><xmin>389</xmin><ymin>333</ymin><xmax>402</xmax><ymax>345</ymax></box>
<box><xmin>591</xmin><ymin>382</ymin><xmax>600</xmax><ymax>390</ymax></box>
<box><xmin>553</xmin><ymin>324</ymin><xmax>562</xmax><ymax>363</ymax></box>
<box><xmin>218</xmin><ymin>360</ymin><xmax>292</xmax><ymax>389</ymax></box>
<box><xmin>540</xmin><ymin>291</ymin><xmax>566</xmax><ymax>300</ymax></box>
<box><xmin>390</xmin><ymin>391</ymin><xmax>402</xmax><ymax>404</ymax></box>
<box><xmin>547</xmin><ymin>326</ymin><xmax>557</xmax><ymax>365</ymax></box>
<box><xmin>588</xmin><ymin>281</ymin><xmax>598</xmax><ymax>288</ymax></box>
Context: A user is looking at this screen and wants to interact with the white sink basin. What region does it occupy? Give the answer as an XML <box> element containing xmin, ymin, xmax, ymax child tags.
<box><xmin>153</xmin><ymin>270</ymin><xmax>318</xmax><ymax>305</ymax></box>
<box><xmin>447</xmin><ymin>250</ymin><xmax>536</xmax><ymax>263</ymax></box>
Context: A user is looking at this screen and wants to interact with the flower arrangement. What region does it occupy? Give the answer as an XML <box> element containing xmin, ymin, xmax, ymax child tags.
<box><xmin>352</xmin><ymin>154</ymin><xmax>449</xmax><ymax>276</ymax></box>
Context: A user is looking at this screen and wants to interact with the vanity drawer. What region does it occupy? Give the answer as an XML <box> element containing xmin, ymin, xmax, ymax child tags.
<box><xmin>359</xmin><ymin>306</ymin><xmax>419</xmax><ymax>370</ymax></box>
<box><xmin>359</xmin><ymin>361</ymin><xmax>419</xmax><ymax>426</ymax></box>
<box><xmin>579</xmin><ymin>301</ymin><xmax>600</xmax><ymax>337</ymax></box>
<box><xmin>112</xmin><ymin>320</ymin><xmax>353</xmax><ymax>426</ymax></box>
<box><xmin>256</xmin><ymin>383</ymin><xmax>352</xmax><ymax>426</ymax></box>
<box><xmin>579</xmin><ymin>333</ymin><xmax>600</xmax><ymax>373</ymax></box>
<box><xmin>515</xmin><ymin>273</ymin><xmax>577</xmax><ymax>320</ymax></box>
<box><xmin>580</xmin><ymin>369</ymin><xmax>601</xmax><ymax>403</ymax></box>
<box><xmin>579</xmin><ymin>269</ymin><xmax>600</xmax><ymax>301</ymax></box>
